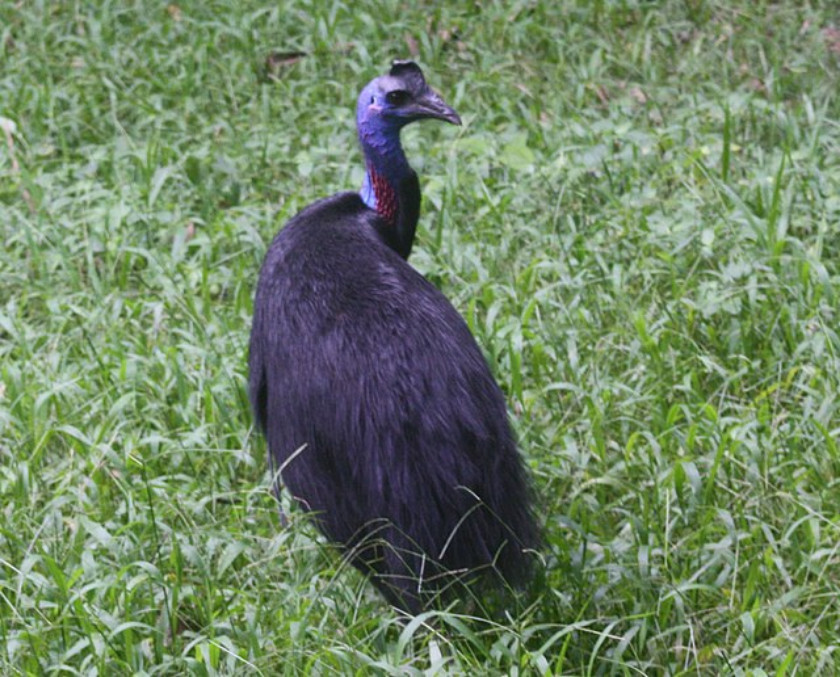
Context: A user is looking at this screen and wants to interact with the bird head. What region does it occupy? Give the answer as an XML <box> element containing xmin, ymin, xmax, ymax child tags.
<box><xmin>357</xmin><ymin>61</ymin><xmax>461</xmax><ymax>137</ymax></box>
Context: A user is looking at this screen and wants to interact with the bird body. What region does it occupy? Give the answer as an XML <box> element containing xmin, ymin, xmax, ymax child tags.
<box><xmin>249</xmin><ymin>62</ymin><xmax>538</xmax><ymax>611</ymax></box>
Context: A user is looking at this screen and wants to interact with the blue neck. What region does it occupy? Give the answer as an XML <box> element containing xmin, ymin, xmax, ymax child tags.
<box><xmin>358</xmin><ymin>126</ymin><xmax>409</xmax><ymax>211</ymax></box>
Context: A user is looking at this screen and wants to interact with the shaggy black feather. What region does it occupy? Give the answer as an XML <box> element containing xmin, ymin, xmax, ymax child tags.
<box><xmin>249</xmin><ymin>62</ymin><xmax>539</xmax><ymax>612</ymax></box>
<box><xmin>250</xmin><ymin>193</ymin><xmax>539</xmax><ymax>611</ymax></box>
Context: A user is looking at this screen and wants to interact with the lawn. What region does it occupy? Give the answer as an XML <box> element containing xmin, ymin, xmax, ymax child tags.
<box><xmin>1</xmin><ymin>0</ymin><xmax>839</xmax><ymax>673</ymax></box>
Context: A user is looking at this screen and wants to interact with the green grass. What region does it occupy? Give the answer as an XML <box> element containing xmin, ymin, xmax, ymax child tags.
<box><xmin>2</xmin><ymin>0</ymin><xmax>839</xmax><ymax>673</ymax></box>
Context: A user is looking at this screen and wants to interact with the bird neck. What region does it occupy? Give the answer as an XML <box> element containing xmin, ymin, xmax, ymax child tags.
<box><xmin>358</xmin><ymin>129</ymin><xmax>420</xmax><ymax>259</ymax></box>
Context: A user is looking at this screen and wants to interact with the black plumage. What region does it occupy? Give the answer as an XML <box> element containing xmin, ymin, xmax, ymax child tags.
<box><xmin>249</xmin><ymin>62</ymin><xmax>539</xmax><ymax>611</ymax></box>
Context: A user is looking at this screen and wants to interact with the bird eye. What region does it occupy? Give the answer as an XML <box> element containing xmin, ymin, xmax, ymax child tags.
<box><xmin>385</xmin><ymin>90</ymin><xmax>410</xmax><ymax>106</ymax></box>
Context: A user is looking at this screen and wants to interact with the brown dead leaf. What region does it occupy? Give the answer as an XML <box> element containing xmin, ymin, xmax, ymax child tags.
<box><xmin>184</xmin><ymin>221</ymin><xmax>196</xmax><ymax>242</ymax></box>
<box><xmin>629</xmin><ymin>87</ymin><xmax>647</xmax><ymax>105</ymax></box>
<box><xmin>166</xmin><ymin>4</ymin><xmax>182</xmax><ymax>21</ymax></box>
<box><xmin>823</xmin><ymin>27</ymin><xmax>840</xmax><ymax>54</ymax></box>
<box><xmin>266</xmin><ymin>51</ymin><xmax>306</xmax><ymax>68</ymax></box>
<box><xmin>677</xmin><ymin>29</ymin><xmax>693</xmax><ymax>44</ymax></box>
<box><xmin>264</xmin><ymin>51</ymin><xmax>307</xmax><ymax>81</ymax></box>
<box><xmin>594</xmin><ymin>84</ymin><xmax>610</xmax><ymax>106</ymax></box>
<box><xmin>434</xmin><ymin>24</ymin><xmax>464</xmax><ymax>52</ymax></box>
<box><xmin>438</xmin><ymin>27</ymin><xmax>458</xmax><ymax>43</ymax></box>
<box><xmin>748</xmin><ymin>77</ymin><xmax>767</xmax><ymax>94</ymax></box>
<box><xmin>515</xmin><ymin>83</ymin><xmax>533</xmax><ymax>98</ymax></box>
<box><xmin>404</xmin><ymin>34</ymin><xmax>419</xmax><ymax>58</ymax></box>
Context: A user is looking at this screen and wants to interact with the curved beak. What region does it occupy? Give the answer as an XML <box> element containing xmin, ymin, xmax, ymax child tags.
<box><xmin>410</xmin><ymin>88</ymin><xmax>462</xmax><ymax>125</ymax></box>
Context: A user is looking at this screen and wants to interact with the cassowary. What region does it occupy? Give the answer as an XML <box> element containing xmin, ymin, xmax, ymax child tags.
<box><xmin>249</xmin><ymin>61</ymin><xmax>539</xmax><ymax>612</ymax></box>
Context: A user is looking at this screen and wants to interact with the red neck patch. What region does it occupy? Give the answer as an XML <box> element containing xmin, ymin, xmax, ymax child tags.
<box><xmin>368</xmin><ymin>166</ymin><xmax>399</xmax><ymax>226</ymax></box>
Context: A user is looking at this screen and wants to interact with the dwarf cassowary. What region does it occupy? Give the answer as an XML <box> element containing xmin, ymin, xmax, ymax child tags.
<box><xmin>249</xmin><ymin>61</ymin><xmax>539</xmax><ymax>612</ymax></box>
